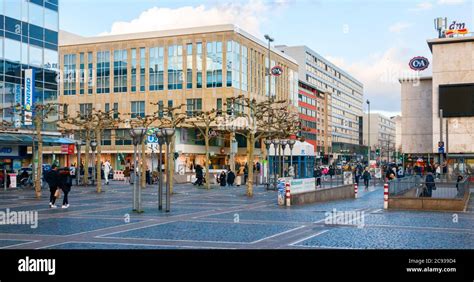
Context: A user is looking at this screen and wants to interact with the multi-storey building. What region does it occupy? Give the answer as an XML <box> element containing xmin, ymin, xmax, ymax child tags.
<box><xmin>276</xmin><ymin>45</ymin><xmax>364</xmax><ymax>162</ymax></box>
<box><xmin>297</xmin><ymin>81</ymin><xmax>331</xmax><ymax>155</ymax></box>
<box><xmin>363</xmin><ymin>113</ymin><xmax>396</xmax><ymax>162</ymax></box>
<box><xmin>58</xmin><ymin>25</ymin><xmax>299</xmax><ymax>171</ymax></box>
<box><xmin>0</xmin><ymin>0</ymin><xmax>62</xmax><ymax>171</ymax></box>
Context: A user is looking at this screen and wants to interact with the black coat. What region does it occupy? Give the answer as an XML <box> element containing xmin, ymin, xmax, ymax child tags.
<box><xmin>219</xmin><ymin>173</ymin><xmax>227</xmax><ymax>186</ymax></box>
<box><xmin>195</xmin><ymin>166</ymin><xmax>203</xmax><ymax>178</ymax></box>
<box><xmin>59</xmin><ymin>171</ymin><xmax>72</xmax><ymax>192</ymax></box>
<box><xmin>227</xmin><ymin>171</ymin><xmax>235</xmax><ymax>184</ymax></box>
<box><xmin>44</xmin><ymin>169</ymin><xmax>59</xmax><ymax>190</ymax></box>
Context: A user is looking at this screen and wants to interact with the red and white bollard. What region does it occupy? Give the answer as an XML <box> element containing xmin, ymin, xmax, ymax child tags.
<box><xmin>285</xmin><ymin>182</ymin><xmax>291</xmax><ymax>207</ymax></box>
<box><xmin>354</xmin><ymin>184</ymin><xmax>358</xmax><ymax>198</ymax></box>
<box><xmin>384</xmin><ymin>183</ymin><xmax>389</xmax><ymax>209</ymax></box>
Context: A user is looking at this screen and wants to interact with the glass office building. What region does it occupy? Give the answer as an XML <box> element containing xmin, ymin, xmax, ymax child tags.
<box><xmin>0</xmin><ymin>0</ymin><xmax>59</xmax><ymax>130</ymax></box>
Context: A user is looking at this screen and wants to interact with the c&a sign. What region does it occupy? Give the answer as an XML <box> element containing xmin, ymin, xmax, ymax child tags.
<box><xmin>409</xmin><ymin>56</ymin><xmax>429</xmax><ymax>71</ymax></box>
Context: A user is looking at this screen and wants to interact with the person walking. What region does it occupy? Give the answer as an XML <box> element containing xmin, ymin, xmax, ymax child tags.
<box><xmin>422</xmin><ymin>172</ymin><xmax>436</xmax><ymax>197</ymax></box>
<box><xmin>44</xmin><ymin>164</ymin><xmax>60</xmax><ymax>208</ymax></box>
<box><xmin>103</xmin><ymin>160</ymin><xmax>112</xmax><ymax>185</ymax></box>
<box><xmin>123</xmin><ymin>166</ymin><xmax>131</xmax><ymax>184</ymax></box>
<box><xmin>315</xmin><ymin>166</ymin><xmax>322</xmax><ymax>187</ymax></box>
<box><xmin>243</xmin><ymin>163</ymin><xmax>249</xmax><ymax>184</ymax></box>
<box><xmin>226</xmin><ymin>169</ymin><xmax>235</xmax><ymax>187</ymax></box>
<box><xmin>59</xmin><ymin>167</ymin><xmax>72</xmax><ymax>208</ymax></box>
<box><xmin>328</xmin><ymin>165</ymin><xmax>335</xmax><ymax>179</ymax></box>
<box><xmin>195</xmin><ymin>164</ymin><xmax>204</xmax><ymax>186</ymax></box>
<box><xmin>218</xmin><ymin>171</ymin><xmax>227</xmax><ymax>187</ymax></box>
<box><xmin>362</xmin><ymin>168</ymin><xmax>371</xmax><ymax>191</ymax></box>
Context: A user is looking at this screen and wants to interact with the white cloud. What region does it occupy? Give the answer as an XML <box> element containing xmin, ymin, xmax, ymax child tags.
<box><xmin>98</xmin><ymin>1</ymin><xmax>287</xmax><ymax>38</ymax></box>
<box><xmin>437</xmin><ymin>0</ymin><xmax>465</xmax><ymax>5</ymax></box>
<box><xmin>409</xmin><ymin>1</ymin><xmax>433</xmax><ymax>11</ymax></box>
<box><xmin>326</xmin><ymin>47</ymin><xmax>432</xmax><ymax>113</ymax></box>
<box><xmin>389</xmin><ymin>22</ymin><xmax>413</xmax><ymax>33</ymax></box>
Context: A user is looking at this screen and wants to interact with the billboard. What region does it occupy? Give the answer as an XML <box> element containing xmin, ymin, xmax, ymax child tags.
<box><xmin>439</xmin><ymin>84</ymin><xmax>474</xmax><ymax>117</ymax></box>
<box><xmin>23</xmin><ymin>69</ymin><xmax>35</xmax><ymax>126</ymax></box>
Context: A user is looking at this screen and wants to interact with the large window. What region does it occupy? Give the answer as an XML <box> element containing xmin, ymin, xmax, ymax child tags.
<box><xmin>241</xmin><ymin>46</ymin><xmax>248</xmax><ymax>91</ymax></box>
<box><xmin>63</xmin><ymin>54</ymin><xmax>76</xmax><ymax>95</ymax></box>
<box><xmin>228</xmin><ymin>41</ymin><xmax>240</xmax><ymax>89</ymax></box>
<box><xmin>131</xmin><ymin>101</ymin><xmax>145</xmax><ymax>118</ymax></box>
<box><xmin>139</xmin><ymin>47</ymin><xmax>145</xmax><ymax>91</ymax></box>
<box><xmin>115</xmin><ymin>129</ymin><xmax>132</xmax><ymax>146</ymax></box>
<box><xmin>79</xmin><ymin>103</ymin><xmax>92</xmax><ymax>119</ymax></box>
<box><xmin>196</xmin><ymin>42</ymin><xmax>202</xmax><ymax>88</ymax></box>
<box><xmin>206</xmin><ymin>41</ymin><xmax>222</xmax><ymax>88</ymax></box>
<box><xmin>113</xmin><ymin>49</ymin><xmax>127</xmax><ymax>93</ymax></box>
<box><xmin>44</xmin><ymin>7</ymin><xmax>58</xmax><ymax>31</ymax></box>
<box><xmin>131</xmin><ymin>48</ymin><xmax>137</xmax><ymax>92</ymax></box>
<box><xmin>186</xmin><ymin>43</ymin><xmax>193</xmax><ymax>89</ymax></box>
<box><xmin>29</xmin><ymin>2</ymin><xmax>44</xmax><ymax>28</ymax></box>
<box><xmin>168</xmin><ymin>45</ymin><xmax>183</xmax><ymax>90</ymax></box>
<box><xmin>149</xmin><ymin>47</ymin><xmax>164</xmax><ymax>91</ymax></box>
<box><xmin>79</xmin><ymin>53</ymin><xmax>85</xmax><ymax>94</ymax></box>
<box><xmin>87</xmin><ymin>52</ymin><xmax>93</xmax><ymax>94</ymax></box>
<box><xmin>96</xmin><ymin>51</ymin><xmax>110</xmax><ymax>94</ymax></box>
<box><xmin>186</xmin><ymin>99</ymin><xmax>202</xmax><ymax>117</ymax></box>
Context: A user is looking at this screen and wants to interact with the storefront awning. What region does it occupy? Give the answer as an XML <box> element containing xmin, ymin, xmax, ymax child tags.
<box><xmin>0</xmin><ymin>133</ymin><xmax>75</xmax><ymax>146</ymax></box>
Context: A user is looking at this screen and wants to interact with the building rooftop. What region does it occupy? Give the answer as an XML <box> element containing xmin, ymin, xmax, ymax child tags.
<box><xmin>59</xmin><ymin>24</ymin><xmax>298</xmax><ymax>65</ymax></box>
<box><xmin>427</xmin><ymin>35</ymin><xmax>474</xmax><ymax>52</ymax></box>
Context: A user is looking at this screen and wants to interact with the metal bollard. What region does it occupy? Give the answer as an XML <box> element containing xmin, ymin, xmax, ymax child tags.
<box><xmin>285</xmin><ymin>182</ymin><xmax>291</xmax><ymax>207</ymax></box>
<box><xmin>384</xmin><ymin>183</ymin><xmax>389</xmax><ymax>209</ymax></box>
<box><xmin>354</xmin><ymin>184</ymin><xmax>358</xmax><ymax>198</ymax></box>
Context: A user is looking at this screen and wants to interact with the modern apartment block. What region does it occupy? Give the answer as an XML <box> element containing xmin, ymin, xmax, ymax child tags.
<box><xmin>363</xmin><ymin>113</ymin><xmax>396</xmax><ymax>162</ymax></box>
<box><xmin>58</xmin><ymin>24</ymin><xmax>299</xmax><ymax>171</ymax></box>
<box><xmin>276</xmin><ymin>45</ymin><xmax>364</xmax><ymax>162</ymax></box>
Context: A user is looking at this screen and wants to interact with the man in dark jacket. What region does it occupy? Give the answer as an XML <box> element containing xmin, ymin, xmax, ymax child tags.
<box><xmin>314</xmin><ymin>167</ymin><xmax>322</xmax><ymax>187</ymax></box>
<box><xmin>195</xmin><ymin>164</ymin><xmax>204</xmax><ymax>186</ymax></box>
<box><xmin>44</xmin><ymin>164</ymin><xmax>60</xmax><ymax>208</ymax></box>
<box><xmin>362</xmin><ymin>168</ymin><xmax>371</xmax><ymax>191</ymax></box>
<box><xmin>423</xmin><ymin>172</ymin><xmax>436</xmax><ymax>197</ymax></box>
<box><xmin>227</xmin><ymin>169</ymin><xmax>235</xmax><ymax>187</ymax></box>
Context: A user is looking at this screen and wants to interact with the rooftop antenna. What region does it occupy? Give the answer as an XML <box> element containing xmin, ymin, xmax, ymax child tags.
<box><xmin>434</xmin><ymin>17</ymin><xmax>447</xmax><ymax>38</ymax></box>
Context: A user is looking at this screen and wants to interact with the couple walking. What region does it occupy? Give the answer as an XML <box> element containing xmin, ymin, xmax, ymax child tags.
<box><xmin>44</xmin><ymin>165</ymin><xmax>72</xmax><ymax>209</ymax></box>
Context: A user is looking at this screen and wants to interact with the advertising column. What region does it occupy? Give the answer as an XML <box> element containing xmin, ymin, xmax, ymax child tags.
<box><xmin>23</xmin><ymin>69</ymin><xmax>35</xmax><ymax>126</ymax></box>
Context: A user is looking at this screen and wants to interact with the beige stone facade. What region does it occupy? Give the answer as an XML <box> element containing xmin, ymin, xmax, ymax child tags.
<box><xmin>56</xmin><ymin>25</ymin><xmax>299</xmax><ymax>170</ymax></box>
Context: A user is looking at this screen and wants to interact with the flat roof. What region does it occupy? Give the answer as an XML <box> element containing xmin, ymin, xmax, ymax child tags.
<box><xmin>59</xmin><ymin>24</ymin><xmax>298</xmax><ymax>65</ymax></box>
<box><xmin>427</xmin><ymin>35</ymin><xmax>474</xmax><ymax>52</ymax></box>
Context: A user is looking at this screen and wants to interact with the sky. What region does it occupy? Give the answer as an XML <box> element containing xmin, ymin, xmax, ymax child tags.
<box><xmin>59</xmin><ymin>0</ymin><xmax>474</xmax><ymax>117</ymax></box>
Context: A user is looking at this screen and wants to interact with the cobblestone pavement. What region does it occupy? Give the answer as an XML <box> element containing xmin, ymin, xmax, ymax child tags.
<box><xmin>0</xmin><ymin>180</ymin><xmax>472</xmax><ymax>249</ymax></box>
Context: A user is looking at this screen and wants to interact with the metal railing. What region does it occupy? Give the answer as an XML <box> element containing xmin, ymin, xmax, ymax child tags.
<box><xmin>388</xmin><ymin>174</ymin><xmax>470</xmax><ymax>199</ymax></box>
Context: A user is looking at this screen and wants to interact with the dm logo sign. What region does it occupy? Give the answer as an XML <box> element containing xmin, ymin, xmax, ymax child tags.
<box><xmin>409</xmin><ymin>56</ymin><xmax>429</xmax><ymax>71</ymax></box>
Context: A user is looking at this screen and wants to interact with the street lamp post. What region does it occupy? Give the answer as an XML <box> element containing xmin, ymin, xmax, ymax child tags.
<box><xmin>90</xmin><ymin>140</ymin><xmax>97</xmax><ymax>186</ymax></box>
<box><xmin>161</xmin><ymin>128</ymin><xmax>176</xmax><ymax>213</ymax></box>
<box><xmin>130</xmin><ymin>128</ymin><xmax>146</xmax><ymax>213</ymax></box>
<box><xmin>155</xmin><ymin>130</ymin><xmax>165</xmax><ymax>211</ymax></box>
<box><xmin>272</xmin><ymin>138</ymin><xmax>279</xmax><ymax>190</ymax></box>
<box><xmin>288</xmin><ymin>139</ymin><xmax>296</xmax><ymax>178</ymax></box>
<box><xmin>264</xmin><ymin>139</ymin><xmax>272</xmax><ymax>189</ymax></box>
<box><xmin>280</xmin><ymin>139</ymin><xmax>288</xmax><ymax>177</ymax></box>
<box><xmin>366</xmin><ymin>100</ymin><xmax>370</xmax><ymax>165</ymax></box>
<box><xmin>264</xmin><ymin>34</ymin><xmax>274</xmax><ymax>99</ymax></box>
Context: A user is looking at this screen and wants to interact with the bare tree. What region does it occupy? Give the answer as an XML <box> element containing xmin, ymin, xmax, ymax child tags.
<box><xmin>184</xmin><ymin>108</ymin><xmax>221</xmax><ymax>189</ymax></box>
<box><xmin>226</xmin><ymin>96</ymin><xmax>300</xmax><ymax>196</ymax></box>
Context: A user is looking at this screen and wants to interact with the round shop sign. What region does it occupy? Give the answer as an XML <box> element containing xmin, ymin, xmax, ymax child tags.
<box><xmin>271</xmin><ymin>66</ymin><xmax>283</xmax><ymax>76</ymax></box>
<box><xmin>409</xmin><ymin>56</ymin><xmax>429</xmax><ymax>71</ymax></box>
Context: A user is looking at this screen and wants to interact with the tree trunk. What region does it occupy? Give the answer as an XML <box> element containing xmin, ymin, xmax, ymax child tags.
<box><xmin>95</xmin><ymin>129</ymin><xmax>102</xmax><ymax>193</ymax></box>
<box><xmin>246</xmin><ymin>133</ymin><xmax>255</xmax><ymax>197</ymax></box>
<box><xmin>141</xmin><ymin>138</ymin><xmax>146</xmax><ymax>189</ymax></box>
<box><xmin>34</xmin><ymin>119</ymin><xmax>42</xmax><ymax>198</ymax></box>
<box><xmin>83</xmin><ymin>130</ymin><xmax>90</xmax><ymax>186</ymax></box>
<box><xmin>204</xmin><ymin>129</ymin><xmax>210</xmax><ymax>190</ymax></box>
